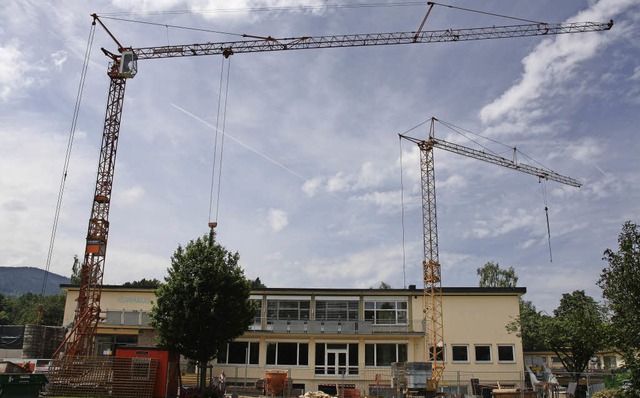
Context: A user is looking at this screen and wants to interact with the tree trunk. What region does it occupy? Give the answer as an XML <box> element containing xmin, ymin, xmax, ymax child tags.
<box><xmin>198</xmin><ymin>359</ymin><xmax>208</xmax><ymax>391</ymax></box>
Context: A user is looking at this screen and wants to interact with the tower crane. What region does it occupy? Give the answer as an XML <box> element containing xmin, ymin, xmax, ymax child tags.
<box><xmin>55</xmin><ymin>6</ymin><xmax>610</xmax><ymax>361</ymax></box>
<box><xmin>400</xmin><ymin>117</ymin><xmax>581</xmax><ymax>393</ymax></box>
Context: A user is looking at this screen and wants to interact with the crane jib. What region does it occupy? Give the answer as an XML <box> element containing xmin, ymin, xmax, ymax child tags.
<box><xmin>128</xmin><ymin>21</ymin><xmax>613</xmax><ymax>60</ymax></box>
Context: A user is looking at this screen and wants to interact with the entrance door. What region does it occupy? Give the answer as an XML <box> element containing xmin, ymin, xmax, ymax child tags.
<box><xmin>327</xmin><ymin>347</ymin><xmax>348</xmax><ymax>375</ymax></box>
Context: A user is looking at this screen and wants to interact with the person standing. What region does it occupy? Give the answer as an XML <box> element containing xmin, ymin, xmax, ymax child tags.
<box><xmin>218</xmin><ymin>371</ymin><xmax>226</xmax><ymax>394</ymax></box>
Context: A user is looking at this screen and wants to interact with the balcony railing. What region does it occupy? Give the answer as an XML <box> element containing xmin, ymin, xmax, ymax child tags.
<box><xmin>249</xmin><ymin>319</ymin><xmax>425</xmax><ymax>335</ymax></box>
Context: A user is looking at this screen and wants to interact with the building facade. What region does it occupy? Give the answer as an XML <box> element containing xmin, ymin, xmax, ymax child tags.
<box><xmin>61</xmin><ymin>284</ymin><xmax>526</xmax><ymax>394</ymax></box>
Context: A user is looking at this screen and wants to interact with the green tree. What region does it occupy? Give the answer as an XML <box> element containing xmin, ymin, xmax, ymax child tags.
<box><xmin>70</xmin><ymin>255</ymin><xmax>82</xmax><ymax>285</ymax></box>
<box><xmin>39</xmin><ymin>293</ymin><xmax>66</xmax><ymax>326</ymax></box>
<box><xmin>599</xmin><ymin>221</ymin><xmax>640</xmax><ymax>393</ymax></box>
<box><xmin>477</xmin><ymin>262</ymin><xmax>518</xmax><ymax>287</ymax></box>
<box><xmin>545</xmin><ymin>290</ymin><xmax>607</xmax><ymax>383</ymax></box>
<box><xmin>378</xmin><ymin>281</ymin><xmax>392</xmax><ymax>289</ymax></box>
<box><xmin>506</xmin><ymin>299</ymin><xmax>549</xmax><ymax>351</ymax></box>
<box><xmin>0</xmin><ymin>292</ymin><xmax>12</xmax><ymax>325</ymax></box>
<box><xmin>150</xmin><ymin>231</ymin><xmax>256</xmax><ymax>391</ymax></box>
<box><xmin>251</xmin><ymin>277</ymin><xmax>266</xmax><ymax>289</ymax></box>
<box><xmin>123</xmin><ymin>278</ymin><xmax>162</xmax><ymax>288</ymax></box>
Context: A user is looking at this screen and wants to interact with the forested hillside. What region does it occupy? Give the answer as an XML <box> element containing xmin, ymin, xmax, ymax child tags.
<box><xmin>0</xmin><ymin>266</ymin><xmax>69</xmax><ymax>297</ymax></box>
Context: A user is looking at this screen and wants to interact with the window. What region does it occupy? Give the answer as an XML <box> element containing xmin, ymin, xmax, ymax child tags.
<box><xmin>365</xmin><ymin>343</ymin><xmax>408</xmax><ymax>366</ymax></box>
<box><xmin>252</xmin><ymin>299</ymin><xmax>262</xmax><ymax>325</ymax></box>
<box><xmin>474</xmin><ymin>345</ymin><xmax>492</xmax><ymax>363</ymax></box>
<box><xmin>315</xmin><ymin>343</ymin><xmax>358</xmax><ymax>375</ymax></box>
<box><xmin>451</xmin><ymin>345</ymin><xmax>469</xmax><ymax>363</ymax></box>
<box><xmin>217</xmin><ymin>342</ymin><xmax>259</xmax><ymax>365</ymax></box>
<box><xmin>266</xmin><ymin>342</ymin><xmax>308</xmax><ymax>366</ymax></box>
<box><xmin>315</xmin><ymin>300</ymin><xmax>359</xmax><ymax>321</ymax></box>
<box><xmin>364</xmin><ymin>300</ymin><xmax>408</xmax><ymax>325</ymax></box>
<box><xmin>267</xmin><ymin>299</ymin><xmax>310</xmax><ymax>321</ymax></box>
<box><xmin>497</xmin><ymin>345</ymin><xmax>515</xmax><ymax>363</ymax></box>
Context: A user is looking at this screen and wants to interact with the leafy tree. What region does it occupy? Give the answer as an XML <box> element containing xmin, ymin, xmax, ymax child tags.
<box><xmin>39</xmin><ymin>293</ymin><xmax>66</xmax><ymax>326</ymax></box>
<box><xmin>251</xmin><ymin>277</ymin><xmax>266</xmax><ymax>289</ymax></box>
<box><xmin>70</xmin><ymin>255</ymin><xmax>82</xmax><ymax>285</ymax></box>
<box><xmin>378</xmin><ymin>282</ymin><xmax>392</xmax><ymax>289</ymax></box>
<box><xmin>477</xmin><ymin>262</ymin><xmax>518</xmax><ymax>287</ymax></box>
<box><xmin>506</xmin><ymin>299</ymin><xmax>549</xmax><ymax>351</ymax></box>
<box><xmin>123</xmin><ymin>278</ymin><xmax>162</xmax><ymax>288</ymax></box>
<box><xmin>150</xmin><ymin>231</ymin><xmax>256</xmax><ymax>391</ymax></box>
<box><xmin>599</xmin><ymin>221</ymin><xmax>640</xmax><ymax>393</ymax></box>
<box><xmin>545</xmin><ymin>290</ymin><xmax>607</xmax><ymax>383</ymax></box>
<box><xmin>0</xmin><ymin>292</ymin><xmax>12</xmax><ymax>325</ymax></box>
<box><xmin>0</xmin><ymin>292</ymin><xmax>65</xmax><ymax>326</ymax></box>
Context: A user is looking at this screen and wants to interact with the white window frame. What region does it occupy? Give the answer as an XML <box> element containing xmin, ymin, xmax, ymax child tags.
<box><xmin>474</xmin><ymin>344</ymin><xmax>492</xmax><ymax>363</ymax></box>
<box><xmin>451</xmin><ymin>344</ymin><xmax>469</xmax><ymax>363</ymax></box>
<box><xmin>363</xmin><ymin>298</ymin><xmax>408</xmax><ymax>325</ymax></box>
<box><xmin>497</xmin><ymin>344</ymin><xmax>515</xmax><ymax>363</ymax></box>
<box><xmin>365</xmin><ymin>343</ymin><xmax>408</xmax><ymax>367</ymax></box>
<box><xmin>266</xmin><ymin>341</ymin><xmax>309</xmax><ymax>366</ymax></box>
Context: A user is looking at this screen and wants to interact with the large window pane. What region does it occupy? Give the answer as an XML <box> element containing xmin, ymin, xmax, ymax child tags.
<box><xmin>497</xmin><ymin>345</ymin><xmax>514</xmax><ymax>362</ymax></box>
<box><xmin>315</xmin><ymin>300</ymin><xmax>359</xmax><ymax>321</ymax></box>
<box><xmin>266</xmin><ymin>342</ymin><xmax>308</xmax><ymax>365</ymax></box>
<box><xmin>219</xmin><ymin>342</ymin><xmax>259</xmax><ymax>365</ymax></box>
<box><xmin>266</xmin><ymin>300</ymin><xmax>311</xmax><ymax>321</ymax></box>
<box><xmin>365</xmin><ymin>344</ymin><xmax>408</xmax><ymax>366</ymax></box>
<box><xmin>452</xmin><ymin>345</ymin><xmax>468</xmax><ymax>362</ymax></box>
<box><xmin>363</xmin><ymin>300</ymin><xmax>408</xmax><ymax>325</ymax></box>
<box><xmin>475</xmin><ymin>345</ymin><xmax>492</xmax><ymax>362</ymax></box>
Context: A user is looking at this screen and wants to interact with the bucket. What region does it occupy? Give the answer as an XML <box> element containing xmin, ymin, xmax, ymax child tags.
<box><xmin>265</xmin><ymin>370</ymin><xmax>288</xmax><ymax>396</ymax></box>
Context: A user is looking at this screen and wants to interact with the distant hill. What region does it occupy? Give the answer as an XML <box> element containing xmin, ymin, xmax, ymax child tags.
<box><xmin>0</xmin><ymin>266</ymin><xmax>70</xmax><ymax>297</ymax></box>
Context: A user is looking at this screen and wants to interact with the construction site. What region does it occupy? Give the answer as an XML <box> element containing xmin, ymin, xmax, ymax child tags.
<box><xmin>0</xmin><ymin>1</ymin><xmax>623</xmax><ymax>398</ymax></box>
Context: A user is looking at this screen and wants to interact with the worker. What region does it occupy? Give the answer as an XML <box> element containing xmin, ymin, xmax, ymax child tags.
<box><xmin>219</xmin><ymin>371</ymin><xmax>226</xmax><ymax>393</ymax></box>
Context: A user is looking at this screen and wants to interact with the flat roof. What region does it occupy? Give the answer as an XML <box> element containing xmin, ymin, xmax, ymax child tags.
<box><xmin>60</xmin><ymin>284</ymin><xmax>526</xmax><ymax>295</ymax></box>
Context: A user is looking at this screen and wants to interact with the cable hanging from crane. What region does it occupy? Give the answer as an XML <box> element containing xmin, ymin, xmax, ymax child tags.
<box><xmin>208</xmin><ymin>56</ymin><xmax>232</xmax><ymax>230</ymax></box>
<box><xmin>399</xmin><ymin>136</ymin><xmax>407</xmax><ymax>289</ymax></box>
<box><xmin>540</xmin><ymin>179</ymin><xmax>553</xmax><ymax>262</ymax></box>
<box><xmin>37</xmin><ymin>22</ymin><xmax>96</xmax><ymax>324</ymax></box>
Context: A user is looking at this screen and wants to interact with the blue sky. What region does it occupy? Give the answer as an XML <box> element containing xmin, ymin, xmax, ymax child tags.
<box><xmin>1</xmin><ymin>0</ymin><xmax>638</xmax><ymax>313</ymax></box>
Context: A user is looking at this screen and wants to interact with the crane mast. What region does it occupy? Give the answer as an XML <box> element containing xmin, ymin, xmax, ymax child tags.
<box><xmin>400</xmin><ymin>117</ymin><xmax>581</xmax><ymax>392</ymax></box>
<box><xmin>57</xmin><ymin>12</ymin><xmax>608</xmax><ymax>361</ymax></box>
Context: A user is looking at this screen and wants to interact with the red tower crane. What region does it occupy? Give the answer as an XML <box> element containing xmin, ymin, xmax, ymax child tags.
<box><xmin>55</xmin><ymin>7</ymin><xmax>611</xmax><ymax>373</ymax></box>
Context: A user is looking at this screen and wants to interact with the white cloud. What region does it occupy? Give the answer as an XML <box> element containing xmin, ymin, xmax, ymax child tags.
<box><xmin>119</xmin><ymin>186</ymin><xmax>145</xmax><ymax>205</ymax></box>
<box><xmin>51</xmin><ymin>50</ymin><xmax>68</xmax><ymax>69</ymax></box>
<box><xmin>267</xmin><ymin>208</ymin><xmax>288</xmax><ymax>232</ymax></box>
<box><xmin>0</xmin><ymin>40</ymin><xmax>34</xmax><ymax>100</ymax></box>
<box><xmin>301</xmin><ymin>177</ymin><xmax>323</xmax><ymax>197</ymax></box>
<box><xmin>479</xmin><ymin>0</ymin><xmax>633</xmax><ymax>126</ymax></box>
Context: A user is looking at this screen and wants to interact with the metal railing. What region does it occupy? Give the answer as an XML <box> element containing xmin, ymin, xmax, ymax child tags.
<box><xmin>249</xmin><ymin>319</ymin><xmax>424</xmax><ymax>335</ymax></box>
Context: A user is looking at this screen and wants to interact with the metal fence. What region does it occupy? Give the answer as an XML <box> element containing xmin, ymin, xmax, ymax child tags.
<box><xmin>43</xmin><ymin>356</ymin><xmax>159</xmax><ymax>397</ymax></box>
<box><xmin>218</xmin><ymin>367</ymin><xmax>612</xmax><ymax>398</ymax></box>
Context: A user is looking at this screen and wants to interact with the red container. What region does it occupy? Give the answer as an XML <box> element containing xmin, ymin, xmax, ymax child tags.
<box><xmin>116</xmin><ymin>347</ymin><xmax>180</xmax><ymax>398</ymax></box>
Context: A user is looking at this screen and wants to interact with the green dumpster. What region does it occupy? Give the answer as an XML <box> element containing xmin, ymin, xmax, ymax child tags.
<box><xmin>0</xmin><ymin>373</ymin><xmax>48</xmax><ymax>398</ymax></box>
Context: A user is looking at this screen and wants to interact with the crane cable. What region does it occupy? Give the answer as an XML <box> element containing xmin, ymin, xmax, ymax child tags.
<box><xmin>399</xmin><ymin>136</ymin><xmax>407</xmax><ymax>289</ymax></box>
<box><xmin>540</xmin><ymin>179</ymin><xmax>553</xmax><ymax>262</ymax></box>
<box><xmin>38</xmin><ymin>22</ymin><xmax>96</xmax><ymax>323</ymax></box>
<box><xmin>208</xmin><ymin>56</ymin><xmax>232</xmax><ymax>229</ymax></box>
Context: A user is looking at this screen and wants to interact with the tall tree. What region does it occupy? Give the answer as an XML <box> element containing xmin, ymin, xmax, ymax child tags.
<box><xmin>150</xmin><ymin>230</ymin><xmax>256</xmax><ymax>391</ymax></box>
<box><xmin>477</xmin><ymin>262</ymin><xmax>518</xmax><ymax>287</ymax></box>
<box><xmin>545</xmin><ymin>290</ymin><xmax>607</xmax><ymax>383</ymax></box>
<box><xmin>123</xmin><ymin>278</ymin><xmax>162</xmax><ymax>288</ymax></box>
<box><xmin>378</xmin><ymin>282</ymin><xmax>392</xmax><ymax>289</ymax></box>
<box><xmin>506</xmin><ymin>299</ymin><xmax>549</xmax><ymax>351</ymax></box>
<box><xmin>599</xmin><ymin>221</ymin><xmax>640</xmax><ymax>393</ymax></box>
<box><xmin>70</xmin><ymin>255</ymin><xmax>82</xmax><ymax>285</ymax></box>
